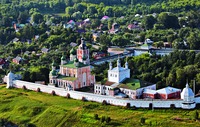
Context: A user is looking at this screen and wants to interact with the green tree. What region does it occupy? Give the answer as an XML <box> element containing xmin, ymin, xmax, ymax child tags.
<box><xmin>31</xmin><ymin>13</ymin><xmax>43</xmax><ymax>24</ymax></box>
<box><xmin>142</xmin><ymin>15</ymin><xmax>156</xmax><ymax>29</ymax></box>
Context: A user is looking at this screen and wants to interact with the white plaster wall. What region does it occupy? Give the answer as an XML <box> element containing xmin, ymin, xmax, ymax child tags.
<box><xmin>108</xmin><ymin>70</ymin><xmax>119</xmax><ymax>83</ymax></box>
<box><xmin>119</xmin><ymin>69</ymin><xmax>130</xmax><ymax>83</ymax></box>
<box><xmin>12</xmin><ymin>80</ymin><xmax>195</xmax><ymax>109</ymax></box>
<box><xmin>194</xmin><ymin>97</ymin><xmax>200</xmax><ymax>103</ymax></box>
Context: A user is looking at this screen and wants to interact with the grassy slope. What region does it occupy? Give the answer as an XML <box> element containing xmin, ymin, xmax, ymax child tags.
<box><xmin>0</xmin><ymin>85</ymin><xmax>200</xmax><ymax>127</ymax></box>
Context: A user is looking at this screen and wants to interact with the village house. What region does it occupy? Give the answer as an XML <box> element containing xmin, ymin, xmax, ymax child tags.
<box><xmin>101</xmin><ymin>16</ymin><xmax>110</xmax><ymax>21</ymax></box>
<box><xmin>92</xmin><ymin>52</ymin><xmax>106</xmax><ymax>59</ymax></box>
<box><xmin>12</xmin><ymin>56</ymin><xmax>23</xmax><ymax>64</ymax></box>
<box><xmin>63</xmin><ymin>20</ymin><xmax>76</xmax><ymax>29</ymax></box>
<box><xmin>109</xmin><ymin>23</ymin><xmax>120</xmax><ymax>34</ymax></box>
<box><xmin>127</xmin><ymin>23</ymin><xmax>140</xmax><ymax>30</ymax></box>
<box><xmin>41</xmin><ymin>47</ymin><xmax>49</xmax><ymax>53</ymax></box>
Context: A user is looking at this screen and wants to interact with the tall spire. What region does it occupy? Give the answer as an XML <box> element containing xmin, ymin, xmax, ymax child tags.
<box><xmin>186</xmin><ymin>79</ymin><xmax>189</xmax><ymax>88</ymax></box>
<box><xmin>117</xmin><ymin>55</ymin><xmax>121</xmax><ymax>68</ymax></box>
<box><xmin>125</xmin><ymin>57</ymin><xmax>128</xmax><ymax>69</ymax></box>
<box><xmin>109</xmin><ymin>60</ymin><xmax>112</xmax><ymax>70</ymax></box>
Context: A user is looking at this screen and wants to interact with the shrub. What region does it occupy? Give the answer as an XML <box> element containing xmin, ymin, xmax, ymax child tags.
<box><xmin>51</xmin><ymin>91</ymin><xmax>56</xmax><ymax>96</ymax></box>
<box><xmin>82</xmin><ymin>96</ymin><xmax>86</xmax><ymax>101</ymax></box>
<box><xmin>94</xmin><ymin>114</ymin><xmax>99</xmax><ymax>120</ymax></box>
<box><xmin>102</xmin><ymin>100</ymin><xmax>107</xmax><ymax>105</ymax></box>
<box><xmin>101</xmin><ymin>116</ymin><xmax>106</xmax><ymax>123</ymax></box>
<box><xmin>22</xmin><ymin>85</ymin><xmax>27</xmax><ymax>90</ymax></box>
<box><xmin>36</xmin><ymin>88</ymin><xmax>40</xmax><ymax>92</ymax></box>
<box><xmin>126</xmin><ymin>103</ymin><xmax>131</xmax><ymax>109</ymax></box>
<box><xmin>193</xmin><ymin>110</ymin><xmax>199</xmax><ymax>120</ymax></box>
<box><xmin>66</xmin><ymin>93</ymin><xmax>70</xmax><ymax>98</ymax></box>
<box><xmin>132</xmin><ymin>105</ymin><xmax>137</xmax><ymax>110</ymax></box>
<box><xmin>140</xmin><ymin>117</ymin><xmax>145</xmax><ymax>124</ymax></box>
<box><xmin>105</xmin><ymin>116</ymin><xmax>111</xmax><ymax>123</ymax></box>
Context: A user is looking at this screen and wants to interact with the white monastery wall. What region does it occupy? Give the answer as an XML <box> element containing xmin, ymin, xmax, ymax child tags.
<box><xmin>12</xmin><ymin>80</ymin><xmax>193</xmax><ymax>109</ymax></box>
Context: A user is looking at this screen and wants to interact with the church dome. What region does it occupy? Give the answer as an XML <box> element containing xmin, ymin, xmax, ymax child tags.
<box><xmin>61</xmin><ymin>56</ymin><xmax>66</xmax><ymax>60</ymax></box>
<box><xmin>52</xmin><ymin>62</ymin><xmax>56</xmax><ymax>67</ymax></box>
<box><xmin>74</xmin><ymin>58</ymin><xmax>78</xmax><ymax>62</ymax></box>
<box><xmin>49</xmin><ymin>70</ymin><xmax>57</xmax><ymax>76</ymax></box>
<box><xmin>70</xmin><ymin>48</ymin><xmax>76</xmax><ymax>55</ymax></box>
<box><xmin>181</xmin><ymin>83</ymin><xmax>194</xmax><ymax>100</ymax></box>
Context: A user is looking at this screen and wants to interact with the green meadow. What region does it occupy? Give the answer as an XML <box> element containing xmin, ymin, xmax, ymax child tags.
<box><xmin>0</xmin><ymin>85</ymin><xmax>199</xmax><ymax>127</ymax></box>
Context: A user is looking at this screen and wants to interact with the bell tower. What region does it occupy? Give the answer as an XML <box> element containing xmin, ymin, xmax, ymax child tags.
<box><xmin>77</xmin><ymin>38</ymin><xmax>90</xmax><ymax>64</ymax></box>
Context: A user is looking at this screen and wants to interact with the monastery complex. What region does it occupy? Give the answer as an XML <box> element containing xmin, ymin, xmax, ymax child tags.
<box><xmin>4</xmin><ymin>38</ymin><xmax>200</xmax><ymax>109</ymax></box>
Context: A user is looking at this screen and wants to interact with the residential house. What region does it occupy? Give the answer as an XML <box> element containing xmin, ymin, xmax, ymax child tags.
<box><xmin>109</xmin><ymin>23</ymin><xmax>120</xmax><ymax>34</ymax></box>
<box><xmin>12</xmin><ymin>38</ymin><xmax>20</xmax><ymax>43</ymax></box>
<box><xmin>63</xmin><ymin>20</ymin><xmax>76</xmax><ymax>29</ymax></box>
<box><xmin>101</xmin><ymin>16</ymin><xmax>110</xmax><ymax>21</ymax></box>
<box><xmin>92</xmin><ymin>52</ymin><xmax>106</xmax><ymax>59</ymax></box>
<box><xmin>12</xmin><ymin>56</ymin><xmax>23</xmax><ymax>64</ymax></box>
<box><xmin>127</xmin><ymin>24</ymin><xmax>140</xmax><ymax>30</ymax></box>
<box><xmin>41</xmin><ymin>47</ymin><xmax>49</xmax><ymax>53</ymax></box>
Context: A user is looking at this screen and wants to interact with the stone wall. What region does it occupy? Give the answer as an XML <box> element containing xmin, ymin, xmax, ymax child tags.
<box><xmin>12</xmin><ymin>80</ymin><xmax>190</xmax><ymax>109</ymax></box>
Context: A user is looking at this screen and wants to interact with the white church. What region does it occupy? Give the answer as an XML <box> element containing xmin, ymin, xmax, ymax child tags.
<box><xmin>94</xmin><ymin>57</ymin><xmax>156</xmax><ymax>99</ymax></box>
<box><xmin>108</xmin><ymin>57</ymin><xmax>130</xmax><ymax>83</ymax></box>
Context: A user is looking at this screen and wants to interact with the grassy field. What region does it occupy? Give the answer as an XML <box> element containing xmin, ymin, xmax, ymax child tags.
<box><xmin>0</xmin><ymin>85</ymin><xmax>200</xmax><ymax>127</ymax></box>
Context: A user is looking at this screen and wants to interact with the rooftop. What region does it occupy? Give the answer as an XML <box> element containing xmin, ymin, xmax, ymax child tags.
<box><xmin>118</xmin><ymin>78</ymin><xmax>141</xmax><ymax>90</ymax></box>
<box><xmin>61</xmin><ymin>61</ymin><xmax>88</xmax><ymax>68</ymax></box>
<box><xmin>157</xmin><ymin>86</ymin><xmax>181</xmax><ymax>94</ymax></box>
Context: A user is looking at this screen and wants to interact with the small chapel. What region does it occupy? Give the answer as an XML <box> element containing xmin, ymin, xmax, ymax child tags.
<box><xmin>49</xmin><ymin>38</ymin><xmax>95</xmax><ymax>90</ymax></box>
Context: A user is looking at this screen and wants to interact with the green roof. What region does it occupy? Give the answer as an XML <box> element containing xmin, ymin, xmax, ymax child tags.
<box><xmin>52</xmin><ymin>62</ymin><xmax>56</xmax><ymax>67</ymax></box>
<box><xmin>70</xmin><ymin>48</ymin><xmax>76</xmax><ymax>55</ymax></box>
<box><xmin>61</xmin><ymin>61</ymin><xmax>88</xmax><ymax>68</ymax></box>
<box><xmin>61</xmin><ymin>56</ymin><xmax>66</xmax><ymax>60</ymax></box>
<box><xmin>57</xmin><ymin>75</ymin><xmax>77</xmax><ymax>81</ymax></box>
<box><xmin>141</xmin><ymin>43</ymin><xmax>149</xmax><ymax>47</ymax></box>
<box><xmin>118</xmin><ymin>79</ymin><xmax>141</xmax><ymax>90</ymax></box>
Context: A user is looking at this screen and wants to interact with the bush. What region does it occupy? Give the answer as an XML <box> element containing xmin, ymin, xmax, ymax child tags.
<box><xmin>101</xmin><ymin>116</ymin><xmax>106</xmax><ymax>123</ymax></box>
<box><xmin>194</xmin><ymin>110</ymin><xmax>199</xmax><ymax>120</ymax></box>
<box><xmin>22</xmin><ymin>85</ymin><xmax>27</xmax><ymax>90</ymax></box>
<box><xmin>132</xmin><ymin>105</ymin><xmax>137</xmax><ymax>110</ymax></box>
<box><xmin>94</xmin><ymin>114</ymin><xmax>99</xmax><ymax>120</ymax></box>
<box><xmin>105</xmin><ymin>116</ymin><xmax>111</xmax><ymax>123</ymax></box>
<box><xmin>82</xmin><ymin>96</ymin><xmax>86</xmax><ymax>101</ymax></box>
<box><xmin>51</xmin><ymin>91</ymin><xmax>56</xmax><ymax>96</ymax></box>
<box><xmin>36</xmin><ymin>88</ymin><xmax>40</xmax><ymax>92</ymax></box>
<box><xmin>140</xmin><ymin>117</ymin><xmax>145</xmax><ymax>124</ymax></box>
<box><xmin>66</xmin><ymin>93</ymin><xmax>70</xmax><ymax>98</ymax></box>
<box><xmin>126</xmin><ymin>103</ymin><xmax>131</xmax><ymax>109</ymax></box>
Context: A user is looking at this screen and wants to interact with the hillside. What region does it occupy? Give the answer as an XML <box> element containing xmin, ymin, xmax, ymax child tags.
<box><xmin>0</xmin><ymin>85</ymin><xmax>200</xmax><ymax>127</ymax></box>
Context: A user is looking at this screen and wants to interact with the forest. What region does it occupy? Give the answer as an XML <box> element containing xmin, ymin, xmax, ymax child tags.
<box><xmin>0</xmin><ymin>0</ymin><xmax>200</xmax><ymax>91</ymax></box>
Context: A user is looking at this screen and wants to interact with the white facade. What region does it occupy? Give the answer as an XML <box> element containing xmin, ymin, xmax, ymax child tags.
<box><xmin>94</xmin><ymin>83</ymin><xmax>156</xmax><ymax>99</ymax></box>
<box><xmin>108</xmin><ymin>58</ymin><xmax>130</xmax><ymax>83</ymax></box>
